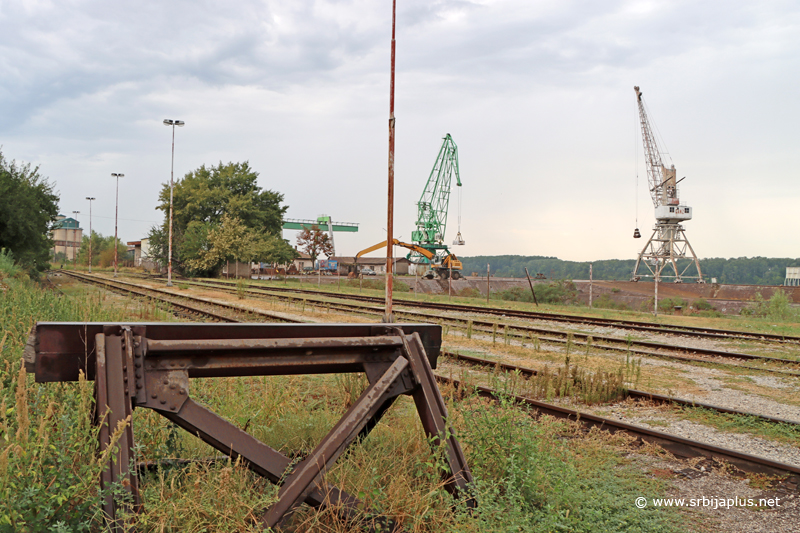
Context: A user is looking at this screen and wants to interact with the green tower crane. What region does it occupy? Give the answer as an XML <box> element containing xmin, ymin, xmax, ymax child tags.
<box><xmin>409</xmin><ymin>133</ymin><xmax>464</xmax><ymax>278</ymax></box>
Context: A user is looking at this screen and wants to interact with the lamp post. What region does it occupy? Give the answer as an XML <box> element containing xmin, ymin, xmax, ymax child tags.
<box><xmin>111</xmin><ymin>173</ymin><xmax>124</xmax><ymax>277</ymax></box>
<box><xmin>163</xmin><ymin>119</ymin><xmax>185</xmax><ymax>287</ymax></box>
<box><xmin>86</xmin><ymin>197</ymin><xmax>95</xmax><ymax>272</ymax></box>
<box><xmin>71</xmin><ymin>211</ymin><xmax>80</xmax><ymax>269</ymax></box>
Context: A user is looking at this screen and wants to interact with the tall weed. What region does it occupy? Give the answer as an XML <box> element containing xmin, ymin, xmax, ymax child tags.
<box><xmin>0</xmin><ymin>275</ymin><xmax>132</xmax><ymax>530</ymax></box>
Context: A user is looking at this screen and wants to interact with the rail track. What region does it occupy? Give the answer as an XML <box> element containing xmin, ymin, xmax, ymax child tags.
<box><xmin>59</xmin><ymin>271</ymin><xmax>800</xmax><ymax>482</ymax></box>
<box><xmin>116</xmin><ymin>274</ymin><xmax>800</xmax><ymax>375</ymax></box>
<box><xmin>169</xmin><ymin>276</ymin><xmax>800</xmax><ymax>345</ymax></box>
<box><xmin>436</xmin><ymin>374</ymin><xmax>800</xmax><ymax>480</ymax></box>
<box><xmin>56</xmin><ymin>271</ymin><xmax>300</xmax><ymax>324</ymax></box>
<box><xmin>441</xmin><ymin>350</ymin><xmax>800</xmax><ymax>427</ymax></box>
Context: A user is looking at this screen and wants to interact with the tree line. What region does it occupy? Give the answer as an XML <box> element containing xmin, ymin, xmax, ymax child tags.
<box><xmin>460</xmin><ymin>255</ymin><xmax>800</xmax><ymax>286</ymax></box>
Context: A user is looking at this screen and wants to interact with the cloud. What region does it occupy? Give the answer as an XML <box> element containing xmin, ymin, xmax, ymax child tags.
<box><xmin>0</xmin><ymin>0</ymin><xmax>798</xmax><ymax>259</ymax></box>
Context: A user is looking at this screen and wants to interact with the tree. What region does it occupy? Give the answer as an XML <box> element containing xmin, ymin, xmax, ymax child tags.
<box><xmin>76</xmin><ymin>232</ymin><xmax>124</xmax><ymax>267</ymax></box>
<box><xmin>296</xmin><ymin>225</ymin><xmax>334</xmax><ymax>266</ymax></box>
<box><xmin>185</xmin><ymin>214</ymin><xmax>297</xmax><ymax>276</ymax></box>
<box><xmin>149</xmin><ymin>161</ymin><xmax>289</xmax><ymax>274</ymax></box>
<box><xmin>260</xmin><ymin>234</ymin><xmax>298</xmax><ymax>267</ymax></box>
<box><xmin>0</xmin><ymin>150</ymin><xmax>59</xmax><ymax>273</ymax></box>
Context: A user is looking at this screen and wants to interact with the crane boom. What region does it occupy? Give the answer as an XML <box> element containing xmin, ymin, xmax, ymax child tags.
<box><xmin>355</xmin><ymin>239</ymin><xmax>462</xmax><ymax>278</ymax></box>
<box><xmin>635</xmin><ymin>86</ymin><xmax>674</xmax><ymax>208</ymax></box>
<box><xmin>412</xmin><ymin>134</ymin><xmax>461</xmax><ymax>252</ymax></box>
<box><xmin>356</xmin><ymin>239</ymin><xmax>434</xmax><ymax>261</ymax></box>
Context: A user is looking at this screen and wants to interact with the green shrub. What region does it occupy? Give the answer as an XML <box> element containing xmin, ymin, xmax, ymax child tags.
<box><xmin>457</xmin><ymin>287</ymin><xmax>481</xmax><ymax>298</ymax></box>
<box><xmin>750</xmin><ymin>290</ymin><xmax>798</xmax><ymax>321</ymax></box>
<box><xmin>456</xmin><ymin>394</ymin><xmax>682</xmax><ymax>532</ymax></box>
<box><xmin>592</xmin><ymin>294</ymin><xmax>629</xmax><ymax>311</ymax></box>
<box><xmin>692</xmin><ymin>298</ymin><xmax>714</xmax><ymax>311</ymax></box>
<box><xmin>657</xmin><ymin>297</ymin><xmax>687</xmax><ymax>313</ymax></box>
<box><xmin>0</xmin><ymin>249</ymin><xmax>23</xmax><ymax>280</ymax></box>
<box><xmin>493</xmin><ymin>280</ymin><xmax>578</xmax><ymax>305</ymax></box>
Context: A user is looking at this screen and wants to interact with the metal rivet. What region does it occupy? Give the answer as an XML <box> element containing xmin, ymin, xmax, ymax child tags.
<box><xmin>151</xmin><ymin>393</ymin><xmax>158</xmax><ymax>399</ymax></box>
<box><xmin>163</xmin><ymin>380</ymin><xmax>169</xmax><ymax>386</ymax></box>
<box><xmin>134</xmin><ymin>362</ymin><xmax>141</xmax><ymax>368</ymax></box>
<box><xmin>123</xmin><ymin>376</ymin><xmax>128</xmax><ymax>382</ymax></box>
<box><xmin>160</xmin><ymin>399</ymin><xmax>167</xmax><ymax>405</ymax></box>
<box><xmin>170</xmin><ymin>406</ymin><xmax>176</xmax><ymax>411</ymax></box>
<box><xmin>179</xmin><ymin>389</ymin><xmax>186</xmax><ymax>395</ymax></box>
<box><xmin>169</xmin><ymin>384</ymin><xmax>175</xmax><ymax>390</ymax></box>
<box><xmin>136</xmin><ymin>372</ymin><xmax>141</xmax><ymax>379</ymax></box>
<box><xmin>136</xmin><ymin>383</ymin><xmax>143</xmax><ymax>389</ymax></box>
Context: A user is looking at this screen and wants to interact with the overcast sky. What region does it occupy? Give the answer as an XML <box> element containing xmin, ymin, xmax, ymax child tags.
<box><xmin>2</xmin><ymin>0</ymin><xmax>798</xmax><ymax>261</ymax></box>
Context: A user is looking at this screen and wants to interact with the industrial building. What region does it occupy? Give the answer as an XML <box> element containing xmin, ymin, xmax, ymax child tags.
<box><xmin>51</xmin><ymin>215</ymin><xmax>82</xmax><ymax>262</ymax></box>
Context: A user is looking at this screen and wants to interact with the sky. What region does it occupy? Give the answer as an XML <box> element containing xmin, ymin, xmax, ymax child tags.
<box><xmin>1</xmin><ymin>0</ymin><xmax>798</xmax><ymax>262</ymax></box>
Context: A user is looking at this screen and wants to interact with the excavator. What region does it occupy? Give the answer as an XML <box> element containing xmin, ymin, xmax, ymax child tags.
<box><xmin>355</xmin><ymin>239</ymin><xmax>463</xmax><ymax>280</ymax></box>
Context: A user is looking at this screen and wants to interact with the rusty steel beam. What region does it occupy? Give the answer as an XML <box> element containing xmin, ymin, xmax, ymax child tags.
<box><xmin>264</xmin><ymin>357</ymin><xmax>413</xmax><ymax>527</ymax></box>
<box><xmin>401</xmin><ymin>332</ymin><xmax>475</xmax><ymax>503</ymax></box>
<box><xmin>95</xmin><ymin>328</ymin><xmax>140</xmax><ymax>529</ymax></box>
<box><xmin>31</xmin><ymin>322</ymin><xmax>468</xmax><ymax>530</ymax></box>
<box><xmin>26</xmin><ymin>322</ymin><xmax>441</xmax><ymax>383</ymax></box>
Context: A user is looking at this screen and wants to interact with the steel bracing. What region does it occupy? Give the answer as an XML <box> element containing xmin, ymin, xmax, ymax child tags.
<box><xmin>28</xmin><ymin>322</ymin><xmax>475</xmax><ymax>531</ymax></box>
<box><xmin>632</xmin><ymin>223</ymin><xmax>703</xmax><ymax>282</ymax></box>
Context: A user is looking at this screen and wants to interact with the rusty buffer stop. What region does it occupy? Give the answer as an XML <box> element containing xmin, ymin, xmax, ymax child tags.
<box><xmin>26</xmin><ymin>322</ymin><xmax>475</xmax><ymax>530</ymax></box>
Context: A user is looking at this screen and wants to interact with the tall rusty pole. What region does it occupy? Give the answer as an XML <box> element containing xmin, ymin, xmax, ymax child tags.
<box><xmin>71</xmin><ymin>211</ymin><xmax>80</xmax><ymax>269</ymax></box>
<box><xmin>383</xmin><ymin>0</ymin><xmax>397</xmax><ymax>323</ymax></box>
<box><xmin>86</xmin><ymin>197</ymin><xmax>95</xmax><ymax>272</ymax></box>
<box><xmin>111</xmin><ymin>173</ymin><xmax>124</xmax><ymax>277</ymax></box>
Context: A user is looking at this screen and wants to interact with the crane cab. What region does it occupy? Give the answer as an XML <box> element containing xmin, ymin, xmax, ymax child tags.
<box><xmin>655</xmin><ymin>204</ymin><xmax>693</xmax><ymax>223</ymax></box>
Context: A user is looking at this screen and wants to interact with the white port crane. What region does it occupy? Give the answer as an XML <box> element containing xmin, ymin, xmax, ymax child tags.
<box><xmin>632</xmin><ymin>86</ymin><xmax>703</xmax><ymax>283</ymax></box>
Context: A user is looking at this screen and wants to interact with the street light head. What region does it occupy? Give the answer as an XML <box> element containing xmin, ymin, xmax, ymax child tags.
<box><xmin>163</xmin><ymin>119</ymin><xmax>173</xmax><ymax>126</ymax></box>
<box><xmin>175</xmin><ymin>120</ymin><xmax>185</xmax><ymax>127</ymax></box>
<box><xmin>86</xmin><ymin>197</ymin><xmax>95</xmax><ymax>201</ymax></box>
<box><xmin>111</xmin><ymin>173</ymin><xmax>124</xmax><ymax>178</ymax></box>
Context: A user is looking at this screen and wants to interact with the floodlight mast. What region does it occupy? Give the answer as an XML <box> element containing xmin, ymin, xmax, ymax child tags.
<box><xmin>163</xmin><ymin>119</ymin><xmax>184</xmax><ymax>287</ymax></box>
<box><xmin>631</xmin><ymin>86</ymin><xmax>703</xmax><ymax>284</ymax></box>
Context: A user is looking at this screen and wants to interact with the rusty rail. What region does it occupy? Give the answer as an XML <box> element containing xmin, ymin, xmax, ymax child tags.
<box><xmin>437</xmin><ymin>375</ymin><xmax>800</xmax><ymax>481</ymax></box>
<box><xmin>27</xmin><ymin>322</ymin><xmax>475</xmax><ymax>530</ymax></box>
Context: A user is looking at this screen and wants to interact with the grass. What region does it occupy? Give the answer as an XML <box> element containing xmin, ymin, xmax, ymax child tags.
<box><xmin>2</xmin><ymin>265</ymin><xmax>691</xmax><ymax>531</ymax></box>
<box><xmin>669</xmin><ymin>406</ymin><xmax>800</xmax><ymax>447</ymax></box>
<box><xmin>0</xmin><ymin>270</ymin><xmax>138</xmax><ymax>531</ymax></box>
<box><xmin>131</xmin><ymin>376</ymin><xmax>686</xmax><ymax>532</ymax></box>
<box><xmin>449</xmin><ymin>353</ymin><xmax>642</xmax><ymax>406</ymax></box>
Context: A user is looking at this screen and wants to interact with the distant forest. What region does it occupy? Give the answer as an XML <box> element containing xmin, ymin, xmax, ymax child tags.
<box><xmin>459</xmin><ymin>255</ymin><xmax>800</xmax><ymax>286</ymax></box>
